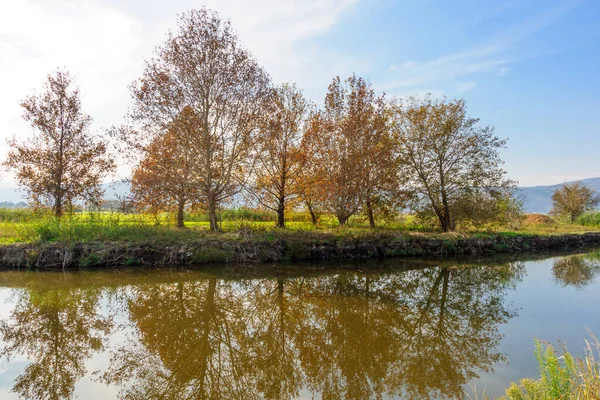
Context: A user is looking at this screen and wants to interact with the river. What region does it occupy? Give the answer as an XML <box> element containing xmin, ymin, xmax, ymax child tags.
<box><xmin>0</xmin><ymin>250</ymin><xmax>598</xmax><ymax>399</ymax></box>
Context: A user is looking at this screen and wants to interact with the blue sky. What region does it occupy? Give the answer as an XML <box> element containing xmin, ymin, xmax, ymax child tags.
<box><xmin>321</xmin><ymin>0</ymin><xmax>600</xmax><ymax>186</ymax></box>
<box><xmin>0</xmin><ymin>0</ymin><xmax>599</xmax><ymax>191</ymax></box>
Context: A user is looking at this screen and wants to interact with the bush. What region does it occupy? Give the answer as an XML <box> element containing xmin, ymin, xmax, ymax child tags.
<box><xmin>191</xmin><ymin>248</ymin><xmax>230</xmax><ymax>263</ymax></box>
<box><xmin>578</xmin><ymin>212</ymin><xmax>600</xmax><ymax>227</ymax></box>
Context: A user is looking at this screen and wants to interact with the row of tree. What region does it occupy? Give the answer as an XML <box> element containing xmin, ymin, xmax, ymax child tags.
<box><xmin>2</xmin><ymin>8</ymin><xmax>516</xmax><ymax>232</ymax></box>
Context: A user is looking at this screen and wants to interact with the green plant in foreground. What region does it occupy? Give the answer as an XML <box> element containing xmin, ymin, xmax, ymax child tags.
<box><xmin>496</xmin><ymin>334</ymin><xmax>600</xmax><ymax>400</ymax></box>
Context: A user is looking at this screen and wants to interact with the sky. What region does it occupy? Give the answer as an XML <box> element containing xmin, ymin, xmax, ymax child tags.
<box><xmin>0</xmin><ymin>0</ymin><xmax>599</xmax><ymax>192</ymax></box>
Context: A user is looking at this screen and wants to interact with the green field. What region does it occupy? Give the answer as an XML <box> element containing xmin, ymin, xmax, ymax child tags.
<box><xmin>2</xmin><ymin>208</ymin><xmax>600</xmax><ymax>245</ymax></box>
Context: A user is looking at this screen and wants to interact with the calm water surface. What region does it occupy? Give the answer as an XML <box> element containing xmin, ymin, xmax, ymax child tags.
<box><xmin>0</xmin><ymin>251</ymin><xmax>599</xmax><ymax>399</ymax></box>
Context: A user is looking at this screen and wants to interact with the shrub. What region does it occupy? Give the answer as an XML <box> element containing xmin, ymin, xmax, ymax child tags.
<box><xmin>499</xmin><ymin>334</ymin><xmax>600</xmax><ymax>400</ymax></box>
<box><xmin>578</xmin><ymin>212</ymin><xmax>600</xmax><ymax>227</ymax></box>
<box><xmin>191</xmin><ymin>248</ymin><xmax>230</xmax><ymax>263</ymax></box>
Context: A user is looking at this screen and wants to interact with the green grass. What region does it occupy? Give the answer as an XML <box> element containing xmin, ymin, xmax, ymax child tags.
<box><xmin>1</xmin><ymin>208</ymin><xmax>600</xmax><ymax>245</ymax></box>
<box><xmin>578</xmin><ymin>212</ymin><xmax>600</xmax><ymax>228</ymax></box>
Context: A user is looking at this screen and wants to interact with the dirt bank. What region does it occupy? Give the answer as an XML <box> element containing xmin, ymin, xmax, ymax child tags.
<box><xmin>2</xmin><ymin>232</ymin><xmax>600</xmax><ymax>270</ymax></box>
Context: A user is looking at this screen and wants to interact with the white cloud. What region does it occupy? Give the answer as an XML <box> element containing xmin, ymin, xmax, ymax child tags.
<box><xmin>499</xmin><ymin>67</ymin><xmax>511</xmax><ymax>76</ymax></box>
<box><xmin>0</xmin><ymin>0</ymin><xmax>359</xmax><ymax>184</ymax></box>
<box><xmin>456</xmin><ymin>81</ymin><xmax>477</xmax><ymax>93</ymax></box>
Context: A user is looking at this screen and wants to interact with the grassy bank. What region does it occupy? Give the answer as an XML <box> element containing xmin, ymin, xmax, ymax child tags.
<box><xmin>2</xmin><ymin>209</ymin><xmax>600</xmax><ymax>269</ymax></box>
<box><xmin>2</xmin><ymin>209</ymin><xmax>600</xmax><ymax>246</ymax></box>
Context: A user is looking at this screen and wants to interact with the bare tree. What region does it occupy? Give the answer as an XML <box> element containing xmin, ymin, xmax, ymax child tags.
<box><xmin>392</xmin><ymin>96</ymin><xmax>513</xmax><ymax>232</ymax></box>
<box><xmin>122</xmin><ymin>8</ymin><xmax>270</xmax><ymax>230</ymax></box>
<box><xmin>249</xmin><ymin>84</ymin><xmax>308</xmax><ymax>228</ymax></box>
<box><xmin>550</xmin><ymin>181</ymin><xmax>600</xmax><ymax>223</ymax></box>
<box><xmin>301</xmin><ymin>107</ymin><xmax>361</xmax><ymax>227</ymax></box>
<box><xmin>3</xmin><ymin>69</ymin><xmax>114</xmax><ymax>218</ymax></box>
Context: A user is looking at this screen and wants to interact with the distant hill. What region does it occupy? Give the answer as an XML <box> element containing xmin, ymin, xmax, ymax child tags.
<box><xmin>518</xmin><ymin>177</ymin><xmax>600</xmax><ymax>214</ymax></box>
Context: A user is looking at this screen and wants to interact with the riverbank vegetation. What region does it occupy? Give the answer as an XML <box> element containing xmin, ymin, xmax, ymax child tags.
<box><xmin>1</xmin><ymin>207</ymin><xmax>600</xmax><ymax>246</ymax></box>
<box><xmin>476</xmin><ymin>334</ymin><xmax>600</xmax><ymax>399</ymax></box>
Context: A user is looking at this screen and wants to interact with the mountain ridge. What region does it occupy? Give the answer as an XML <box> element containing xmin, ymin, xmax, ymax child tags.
<box><xmin>517</xmin><ymin>177</ymin><xmax>600</xmax><ymax>214</ymax></box>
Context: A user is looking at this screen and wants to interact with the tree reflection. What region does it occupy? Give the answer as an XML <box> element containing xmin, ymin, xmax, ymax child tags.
<box><xmin>247</xmin><ymin>278</ymin><xmax>305</xmax><ymax>399</ymax></box>
<box><xmin>103</xmin><ymin>262</ymin><xmax>524</xmax><ymax>399</ymax></box>
<box><xmin>0</xmin><ymin>287</ymin><xmax>112</xmax><ymax>400</ymax></box>
<box><xmin>553</xmin><ymin>253</ymin><xmax>600</xmax><ymax>288</ymax></box>
<box><xmin>101</xmin><ymin>278</ymin><xmax>254</xmax><ymax>399</ymax></box>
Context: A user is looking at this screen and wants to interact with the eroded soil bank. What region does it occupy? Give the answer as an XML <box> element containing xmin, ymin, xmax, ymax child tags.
<box><xmin>2</xmin><ymin>232</ymin><xmax>600</xmax><ymax>270</ymax></box>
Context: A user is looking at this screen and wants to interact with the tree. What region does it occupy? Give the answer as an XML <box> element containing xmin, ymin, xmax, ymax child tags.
<box><xmin>250</xmin><ymin>84</ymin><xmax>308</xmax><ymax>228</ymax></box>
<box><xmin>3</xmin><ymin>69</ymin><xmax>114</xmax><ymax>218</ymax></box>
<box><xmin>102</xmin><ymin>279</ymin><xmax>255</xmax><ymax>399</ymax></box>
<box><xmin>392</xmin><ymin>96</ymin><xmax>514</xmax><ymax>232</ymax></box>
<box><xmin>302</xmin><ymin>75</ymin><xmax>394</xmax><ymax>227</ymax></box>
<box><xmin>131</xmin><ymin>107</ymin><xmax>202</xmax><ymax>228</ymax></box>
<box><xmin>349</xmin><ymin>79</ymin><xmax>399</xmax><ymax>228</ymax></box>
<box><xmin>296</xmin><ymin>115</ymin><xmax>327</xmax><ymax>226</ymax></box>
<box><xmin>122</xmin><ymin>8</ymin><xmax>270</xmax><ymax>231</ymax></box>
<box><xmin>550</xmin><ymin>181</ymin><xmax>599</xmax><ymax>223</ymax></box>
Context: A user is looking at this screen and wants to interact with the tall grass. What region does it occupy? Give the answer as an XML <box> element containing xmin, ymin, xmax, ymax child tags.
<box><xmin>498</xmin><ymin>334</ymin><xmax>600</xmax><ymax>400</ymax></box>
<box><xmin>578</xmin><ymin>212</ymin><xmax>600</xmax><ymax>227</ymax></box>
<box><xmin>0</xmin><ymin>208</ymin><xmax>51</xmax><ymax>223</ymax></box>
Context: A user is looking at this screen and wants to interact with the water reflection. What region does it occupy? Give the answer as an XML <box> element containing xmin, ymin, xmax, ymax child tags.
<box><xmin>0</xmin><ymin>262</ymin><xmax>526</xmax><ymax>400</ymax></box>
<box><xmin>103</xmin><ymin>263</ymin><xmax>523</xmax><ymax>399</ymax></box>
<box><xmin>0</xmin><ymin>286</ymin><xmax>112</xmax><ymax>399</ymax></box>
<box><xmin>552</xmin><ymin>252</ymin><xmax>600</xmax><ymax>288</ymax></box>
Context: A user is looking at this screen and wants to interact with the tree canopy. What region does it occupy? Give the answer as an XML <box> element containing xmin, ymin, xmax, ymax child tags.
<box><xmin>550</xmin><ymin>181</ymin><xmax>600</xmax><ymax>223</ymax></box>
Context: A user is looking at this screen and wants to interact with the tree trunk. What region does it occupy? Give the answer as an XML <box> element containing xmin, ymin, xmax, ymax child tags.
<box><xmin>439</xmin><ymin>212</ymin><xmax>455</xmax><ymax>232</ymax></box>
<box><xmin>338</xmin><ymin>213</ymin><xmax>349</xmax><ymax>227</ymax></box>
<box><xmin>366</xmin><ymin>198</ymin><xmax>375</xmax><ymax>228</ymax></box>
<box><xmin>276</xmin><ymin>196</ymin><xmax>285</xmax><ymax>229</ymax></box>
<box><xmin>176</xmin><ymin>198</ymin><xmax>185</xmax><ymax>228</ymax></box>
<box><xmin>438</xmin><ymin>268</ymin><xmax>450</xmax><ymax>334</ymax></box>
<box><xmin>54</xmin><ymin>194</ymin><xmax>63</xmax><ymax>219</ymax></box>
<box><xmin>208</xmin><ymin>195</ymin><xmax>218</xmax><ymax>231</ymax></box>
<box><xmin>307</xmin><ymin>202</ymin><xmax>317</xmax><ymax>225</ymax></box>
<box><xmin>198</xmin><ymin>278</ymin><xmax>216</xmax><ymax>396</ymax></box>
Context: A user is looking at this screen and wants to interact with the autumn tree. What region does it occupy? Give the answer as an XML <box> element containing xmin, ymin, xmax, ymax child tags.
<box><xmin>392</xmin><ymin>96</ymin><xmax>514</xmax><ymax>232</ymax></box>
<box><xmin>3</xmin><ymin>69</ymin><xmax>114</xmax><ymax>218</ymax></box>
<box><xmin>122</xmin><ymin>8</ymin><xmax>270</xmax><ymax>231</ymax></box>
<box><xmin>302</xmin><ymin>75</ymin><xmax>395</xmax><ymax>227</ymax></box>
<box><xmin>550</xmin><ymin>181</ymin><xmax>599</xmax><ymax>223</ymax></box>
<box><xmin>250</xmin><ymin>84</ymin><xmax>308</xmax><ymax>228</ymax></box>
<box><xmin>131</xmin><ymin>107</ymin><xmax>202</xmax><ymax>228</ymax></box>
<box><xmin>349</xmin><ymin>78</ymin><xmax>399</xmax><ymax>228</ymax></box>
<box><xmin>296</xmin><ymin>116</ymin><xmax>326</xmax><ymax>226</ymax></box>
